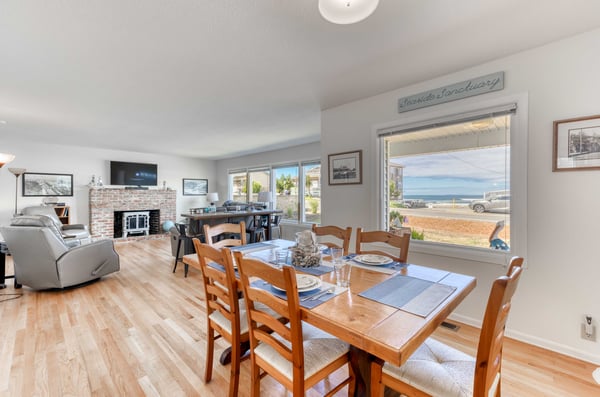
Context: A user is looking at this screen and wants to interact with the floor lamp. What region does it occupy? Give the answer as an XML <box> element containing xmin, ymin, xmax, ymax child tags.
<box><xmin>8</xmin><ymin>168</ymin><xmax>26</xmax><ymax>216</ymax></box>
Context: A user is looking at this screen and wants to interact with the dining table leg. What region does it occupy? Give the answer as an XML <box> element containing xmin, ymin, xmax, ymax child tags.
<box><xmin>349</xmin><ymin>346</ymin><xmax>400</xmax><ymax>397</ymax></box>
<box><xmin>218</xmin><ymin>341</ymin><xmax>251</xmax><ymax>365</ymax></box>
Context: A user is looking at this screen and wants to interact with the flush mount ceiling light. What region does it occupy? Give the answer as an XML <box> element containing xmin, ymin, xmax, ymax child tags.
<box><xmin>319</xmin><ymin>0</ymin><xmax>379</xmax><ymax>24</ymax></box>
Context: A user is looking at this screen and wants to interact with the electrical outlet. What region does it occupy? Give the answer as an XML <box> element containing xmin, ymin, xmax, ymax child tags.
<box><xmin>581</xmin><ymin>322</ymin><xmax>596</xmax><ymax>341</ymax></box>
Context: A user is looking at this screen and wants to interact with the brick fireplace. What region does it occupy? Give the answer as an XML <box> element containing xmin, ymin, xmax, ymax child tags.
<box><xmin>89</xmin><ymin>188</ymin><xmax>176</xmax><ymax>240</ymax></box>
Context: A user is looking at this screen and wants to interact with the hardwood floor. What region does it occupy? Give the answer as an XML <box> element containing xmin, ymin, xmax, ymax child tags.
<box><xmin>1</xmin><ymin>238</ymin><xmax>598</xmax><ymax>396</ymax></box>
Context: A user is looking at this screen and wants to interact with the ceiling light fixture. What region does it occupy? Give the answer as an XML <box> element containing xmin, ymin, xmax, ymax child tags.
<box><xmin>318</xmin><ymin>0</ymin><xmax>379</xmax><ymax>24</ymax></box>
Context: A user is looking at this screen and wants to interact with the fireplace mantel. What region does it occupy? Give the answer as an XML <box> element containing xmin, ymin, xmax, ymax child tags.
<box><xmin>89</xmin><ymin>187</ymin><xmax>176</xmax><ymax>240</ymax></box>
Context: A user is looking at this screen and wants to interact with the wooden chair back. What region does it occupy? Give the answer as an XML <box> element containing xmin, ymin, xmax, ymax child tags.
<box><xmin>233</xmin><ymin>252</ymin><xmax>306</xmax><ymax>393</ymax></box>
<box><xmin>193</xmin><ymin>240</ymin><xmax>240</xmax><ymax>338</ymax></box>
<box><xmin>203</xmin><ymin>221</ymin><xmax>247</xmax><ymax>248</ymax></box>
<box><xmin>192</xmin><ymin>240</ymin><xmax>244</xmax><ymax>396</ymax></box>
<box><xmin>312</xmin><ymin>225</ymin><xmax>352</xmax><ymax>256</ymax></box>
<box><xmin>355</xmin><ymin>227</ymin><xmax>411</xmax><ymax>263</ymax></box>
<box><xmin>474</xmin><ymin>259</ymin><xmax>523</xmax><ymax>396</ymax></box>
<box><xmin>506</xmin><ymin>256</ymin><xmax>524</xmax><ymax>276</ymax></box>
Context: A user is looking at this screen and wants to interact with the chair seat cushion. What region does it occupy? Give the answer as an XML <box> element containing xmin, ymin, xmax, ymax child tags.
<box><xmin>254</xmin><ymin>322</ymin><xmax>349</xmax><ymax>380</ymax></box>
<box><xmin>209</xmin><ymin>299</ymin><xmax>277</xmax><ymax>335</ymax></box>
<box><xmin>382</xmin><ymin>337</ymin><xmax>475</xmax><ymax>397</ymax></box>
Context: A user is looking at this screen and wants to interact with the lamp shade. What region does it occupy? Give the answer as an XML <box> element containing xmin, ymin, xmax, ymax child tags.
<box><xmin>207</xmin><ymin>192</ymin><xmax>219</xmax><ymax>204</ymax></box>
<box><xmin>0</xmin><ymin>152</ymin><xmax>15</xmax><ymax>168</ymax></box>
<box><xmin>257</xmin><ymin>191</ymin><xmax>272</xmax><ymax>203</ymax></box>
<box><xmin>318</xmin><ymin>0</ymin><xmax>379</xmax><ymax>24</ymax></box>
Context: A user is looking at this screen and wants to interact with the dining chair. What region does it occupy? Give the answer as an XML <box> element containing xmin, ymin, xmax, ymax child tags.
<box><xmin>246</xmin><ymin>216</ymin><xmax>266</xmax><ymax>243</ymax></box>
<box><xmin>233</xmin><ymin>252</ymin><xmax>355</xmax><ymax>397</ymax></box>
<box><xmin>191</xmin><ymin>241</ymin><xmax>246</xmax><ymax>397</ymax></box>
<box><xmin>311</xmin><ymin>224</ymin><xmax>352</xmax><ymax>256</ymax></box>
<box><xmin>355</xmin><ymin>227</ymin><xmax>411</xmax><ymax>263</ymax></box>
<box><xmin>369</xmin><ymin>256</ymin><xmax>524</xmax><ymax>397</ymax></box>
<box><xmin>203</xmin><ymin>221</ymin><xmax>247</xmax><ymax>248</ymax></box>
<box><xmin>269</xmin><ymin>215</ymin><xmax>282</xmax><ymax>240</ymax></box>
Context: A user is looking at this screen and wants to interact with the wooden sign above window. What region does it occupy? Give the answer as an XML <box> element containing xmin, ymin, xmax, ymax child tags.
<box><xmin>398</xmin><ymin>72</ymin><xmax>504</xmax><ymax>113</ymax></box>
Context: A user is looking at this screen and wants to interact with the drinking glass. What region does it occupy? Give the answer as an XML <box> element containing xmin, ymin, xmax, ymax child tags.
<box><xmin>330</xmin><ymin>247</ymin><xmax>343</xmax><ymax>265</ymax></box>
<box><xmin>334</xmin><ymin>261</ymin><xmax>352</xmax><ymax>288</ymax></box>
<box><xmin>274</xmin><ymin>249</ymin><xmax>289</xmax><ymax>269</ymax></box>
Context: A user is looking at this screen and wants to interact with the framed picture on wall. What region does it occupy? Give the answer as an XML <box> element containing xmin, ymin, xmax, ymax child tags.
<box><xmin>328</xmin><ymin>150</ymin><xmax>362</xmax><ymax>185</ymax></box>
<box><xmin>553</xmin><ymin>114</ymin><xmax>600</xmax><ymax>171</ymax></box>
<box><xmin>182</xmin><ymin>178</ymin><xmax>208</xmax><ymax>195</ymax></box>
<box><xmin>22</xmin><ymin>172</ymin><xmax>73</xmax><ymax>196</ymax></box>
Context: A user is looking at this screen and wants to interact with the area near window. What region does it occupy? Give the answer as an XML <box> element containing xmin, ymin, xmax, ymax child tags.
<box><xmin>228</xmin><ymin>160</ymin><xmax>321</xmax><ymax>224</ymax></box>
<box><xmin>379</xmin><ymin>103</ymin><xmax>519</xmax><ymax>261</ymax></box>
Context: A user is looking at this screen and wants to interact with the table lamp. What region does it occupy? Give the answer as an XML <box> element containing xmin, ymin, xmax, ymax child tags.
<box><xmin>257</xmin><ymin>191</ymin><xmax>272</xmax><ymax>209</ymax></box>
<box><xmin>207</xmin><ymin>192</ymin><xmax>219</xmax><ymax>212</ymax></box>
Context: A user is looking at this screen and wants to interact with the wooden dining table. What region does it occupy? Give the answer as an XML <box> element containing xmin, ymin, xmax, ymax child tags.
<box><xmin>183</xmin><ymin>239</ymin><xmax>476</xmax><ymax>397</ymax></box>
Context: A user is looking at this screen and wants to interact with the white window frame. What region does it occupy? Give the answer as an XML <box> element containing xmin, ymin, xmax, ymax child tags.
<box><xmin>228</xmin><ymin>158</ymin><xmax>321</xmax><ymax>225</ymax></box>
<box><xmin>373</xmin><ymin>93</ymin><xmax>528</xmax><ymax>265</ymax></box>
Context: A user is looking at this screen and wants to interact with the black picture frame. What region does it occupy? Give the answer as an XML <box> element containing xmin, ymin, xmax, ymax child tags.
<box><xmin>22</xmin><ymin>172</ymin><xmax>73</xmax><ymax>197</ymax></box>
<box><xmin>553</xmin><ymin>114</ymin><xmax>600</xmax><ymax>171</ymax></box>
<box><xmin>328</xmin><ymin>150</ymin><xmax>363</xmax><ymax>185</ymax></box>
<box><xmin>182</xmin><ymin>178</ymin><xmax>208</xmax><ymax>195</ymax></box>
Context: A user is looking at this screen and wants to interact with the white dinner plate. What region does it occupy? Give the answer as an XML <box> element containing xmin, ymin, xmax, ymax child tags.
<box><xmin>318</xmin><ymin>244</ymin><xmax>329</xmax><ymax>251</ymax></box>
<box><xmin>353</xmin><ymin>254</ymin><xmax>393</xmax><ymax>266</ymax></box>
<box><xmin>271</xmin><ymin>274</ymin><xmax>322</xmax><ymax>293</ymax></box>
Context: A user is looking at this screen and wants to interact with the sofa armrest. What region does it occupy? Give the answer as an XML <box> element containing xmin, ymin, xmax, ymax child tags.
<box><xmin>62</xmin><ymin>224</ymin><xmax>88</xmax><ymax>230</ymax></box>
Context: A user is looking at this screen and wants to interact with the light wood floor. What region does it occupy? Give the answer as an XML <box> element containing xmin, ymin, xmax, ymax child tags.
<box><xmin>1</xmin><ymin>238</ymin><xmax>598</xmax><ymax>396</ymax></box>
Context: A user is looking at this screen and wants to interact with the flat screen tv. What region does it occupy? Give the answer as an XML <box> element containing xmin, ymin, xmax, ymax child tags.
<box><xmin>110</xmin><ymin>161</ymin><xmax>158</xmax><ymax>186</ymax></box>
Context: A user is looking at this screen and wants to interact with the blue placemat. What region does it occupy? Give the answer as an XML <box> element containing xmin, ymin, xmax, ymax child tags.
<box><xmin>230</xmin><ymin>242</ymin><xmax>278</xmax><ymax>253</ymax></box>
<box><xmin>289</xmin><ymin>264</ymin><xmax>334</xmax><ymax>276</ymax></box>
<box><xmin>359</xmin><ymin>274</ymin><xmax>456</xmax><ymax>317</ymax></box>
<box><xmin>343</xmin><ymin>253</ymin><xmax>406</xmax><ymax>270</ymax></box>
<box><xmin>250</xmin><ymin>280</ymin><xmax>336</xmax><ymax>309</ymax></box>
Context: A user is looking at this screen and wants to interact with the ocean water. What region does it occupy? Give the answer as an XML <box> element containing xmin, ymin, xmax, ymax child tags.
<box><xmin>403</xmin><ymin>194</ymin><xmax>481</xmax><ymax>203</ymax></box>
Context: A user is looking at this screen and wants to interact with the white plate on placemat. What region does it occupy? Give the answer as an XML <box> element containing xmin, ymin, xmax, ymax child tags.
<box><xmin>272</xmin><ymin>274</ymin><xmax>321</xmax><ymax>293</ymax></box>
<box><xmin>354</xmin><ymin>254</ymin><xmax>393</xmax><ymax>266</ymax></box>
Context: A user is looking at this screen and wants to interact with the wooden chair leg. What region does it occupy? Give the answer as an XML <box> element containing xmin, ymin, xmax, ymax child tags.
<box><xmin>370</xmin><ymin>359</ymin><xmax>385</xmax><ymax>397</ymax></box>
<box><xmin>250</xmin><ymin>357</ymin><xmax>261</xmax><ymax>397</ymax></box>
<box><xmin>205</xmin><ymin>327</ymin><xmax>214</xmax><ymax>382</ymax></box>
<box><xmin>228</xmin><ymin>340</ymin><xmax>241</xmax><ymax>397</ymax></box>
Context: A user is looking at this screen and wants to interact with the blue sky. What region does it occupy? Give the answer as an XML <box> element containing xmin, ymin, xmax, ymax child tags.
<box><xmin>391</xmin><ymin>146</ymin><xmax>510</xmax><ymax>196</ymax></box>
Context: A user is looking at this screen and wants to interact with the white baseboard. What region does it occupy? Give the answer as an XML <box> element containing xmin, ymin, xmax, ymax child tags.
<box><xmin>446</xmin><ymin>314</ymin><xmax>600</xmax><ymax>365</ymax></box>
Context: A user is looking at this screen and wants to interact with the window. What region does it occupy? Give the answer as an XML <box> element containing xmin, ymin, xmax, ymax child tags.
<box><xmin>229</xmin><ymin>170</ymin><xmax>247</xmax><ymax>202</ymax></box>
<box><xmin>378</xmin><ymin>100</ymin><xmax>526</xmax><ymax>263</ymax></box>
<box><xmin>303</xmin><ymin>162</ymin><xmax>321</xmax><ymax>224</ymax></box>
<box><xmin>274</xmin><ymin>165</ymin><xmax>299</xmax><ymax>221</ymax></box>
<box><xmin>248</xmin><ymin>168</ymin><xmax>271</xmax><ymax>202</ymax></box>
<box><xmin>228</xmin><ymin>159</ymin><xmax>321</xmax><ymax>224</ymax></box>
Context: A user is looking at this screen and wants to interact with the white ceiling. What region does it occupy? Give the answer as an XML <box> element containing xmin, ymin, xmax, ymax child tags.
<box><xmin>2</xmin><ymin>0</ymin><xmax>600</xmax><ymax>160</ymax></box>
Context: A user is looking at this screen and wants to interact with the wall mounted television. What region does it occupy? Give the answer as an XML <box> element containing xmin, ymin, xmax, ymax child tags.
<box><xmin>110</xmin><ymin>161</ymin><xmax>158</xmax><ymax>186</ymax></box>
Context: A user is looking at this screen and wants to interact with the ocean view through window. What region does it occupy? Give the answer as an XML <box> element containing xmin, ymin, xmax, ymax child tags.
<box><xmin>382</xmin><ymin>110</ymin><xmax>513</xmax><ymax>251</ymax></box>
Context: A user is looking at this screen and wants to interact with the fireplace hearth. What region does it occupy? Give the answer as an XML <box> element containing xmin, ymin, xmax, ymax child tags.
<box><xmin>89</xmin><ymin>188</ymin><xmax>176</xmax><ymax>240</ymax></box>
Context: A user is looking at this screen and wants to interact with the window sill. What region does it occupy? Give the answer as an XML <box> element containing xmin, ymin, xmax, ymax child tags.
<box><xmin>409</xmin><ymin>240</ymin><xmax>511</xmax><ymax>265</ymax></box>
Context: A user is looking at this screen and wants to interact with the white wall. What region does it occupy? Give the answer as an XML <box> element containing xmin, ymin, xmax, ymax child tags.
<box><xmin>321</xmin><ymin>28</ymin><xmax>600</xmax><ymax>364</ymax></box>
<box><xmin>0</xmin><ymin>139</ymin><xmax>216</xmax><ymax>226</ymax></box>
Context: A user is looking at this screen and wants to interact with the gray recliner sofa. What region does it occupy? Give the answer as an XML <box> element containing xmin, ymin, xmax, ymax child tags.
<box><xmin>0</xmin><ymin>215</ymin><xmax>120</xmax><ymax>290</ymax></box>
<box><xmin>22</xmin><ymin>205</ymin><xmax>91</xmax><ymax>243</ymax></box>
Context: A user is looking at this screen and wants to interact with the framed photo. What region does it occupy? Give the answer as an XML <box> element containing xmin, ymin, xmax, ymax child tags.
<box><xmin>328</xmin><ymin>150</ymin><xmax>362</xmax><ymax>185</ymax></box>
<box><xmin>183</xmin><ymin>178</ymin><xmax>208</xmax><ymax>195</ymax></box>
<box><xmin>553</xmin><ymin>114</ymin><xmax>600</xmax><ymax>171</ymax></box>
<box><xmin>22</xmin><ymin>172</ymin><xmax>73</xmax><ymax>197</ymax></box>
